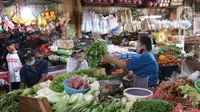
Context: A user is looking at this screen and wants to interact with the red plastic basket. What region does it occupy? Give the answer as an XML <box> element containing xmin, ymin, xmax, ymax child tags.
<box><xmin>0</xmin><ymin>72</ymin><xmax>8</xmax><ymax>83</ymax></box>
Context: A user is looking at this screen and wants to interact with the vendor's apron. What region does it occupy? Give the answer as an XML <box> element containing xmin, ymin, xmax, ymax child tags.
<box><xmin>133</xmin><ymin>69</ymin><xmax>149</xmax><ymax>88</ymax></box>
<box><xmin>133</xmin><ymin>74</ymin><xmax>149</xmax><ymax>88</ymax></box>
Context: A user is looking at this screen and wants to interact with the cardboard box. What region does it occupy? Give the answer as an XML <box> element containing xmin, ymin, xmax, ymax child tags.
<box><xmin>56</xmin><ymin>39</ymin><xmax>74</xmax><ymax>49</ymax></box>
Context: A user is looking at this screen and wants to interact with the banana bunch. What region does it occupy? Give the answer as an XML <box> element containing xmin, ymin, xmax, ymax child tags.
<box><xmin>37</xmin><ymin>15</ymin><xmax>47</xmax><ymax>28</ymax></box>
<box><xmin>11</xmin><ymin>14</ymin><xmax>20</xmax><ymax>23</ymax></box>
<box><xmin>41</xmin><ymin>11</ymin><xmax>56</xmax><ymax>22</ymax></box>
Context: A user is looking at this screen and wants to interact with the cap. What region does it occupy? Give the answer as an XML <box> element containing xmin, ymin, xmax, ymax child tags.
<box><xmin>71</xmin><ymin>46</ymin><xmax>84</xmax><ymax>55</ymax></box>
<box><xmin>72</xmin><ymin>46</ymin><xmax>84</xmax><ymax>53</ymax></box>
<box><xmin>23</xmin><ymin>48</ymin><xmax>35</xmax><ymax>59</ymax></box>
<box><xmin>5</xmin><ymin>40</ymin><xmax>15</xmax><ymax>46</ymax></box>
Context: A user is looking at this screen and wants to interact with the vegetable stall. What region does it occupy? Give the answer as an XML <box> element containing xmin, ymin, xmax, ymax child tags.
<box><xmin>0</xmin><ymin>41</ymin><xmax>198</xmax><ymax>112</ymax></box>
<box><xmin>1</xmin><ymin>67</ymin><xmax>200</xmax><ymax>112</ymax></box>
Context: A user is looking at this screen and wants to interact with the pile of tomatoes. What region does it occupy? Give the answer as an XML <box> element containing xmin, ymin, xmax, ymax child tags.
<box><xmin>157</xmin><ymin>55</ymin><xmax>181</xmax><ymax>66</ymax></box>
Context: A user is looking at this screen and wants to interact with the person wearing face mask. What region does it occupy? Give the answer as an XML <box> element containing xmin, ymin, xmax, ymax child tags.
<box><xmin>67</xmin><ymin>47</ymin><xmax>88</xmax><ymax>72</ymax></box>
<box><xmin>5</xmin><ymin>40</ymin><xmax>25</xmax><ymax>91</ymax></box>
<box><xmin>19</xmin><ymin>48</ymin><xmax>48</xmax><ymax>88</ymax></box>
<box><xmin>104</xmin><ymin>36</ymin><xmax>158</xmax><ymax>88</ymax></box>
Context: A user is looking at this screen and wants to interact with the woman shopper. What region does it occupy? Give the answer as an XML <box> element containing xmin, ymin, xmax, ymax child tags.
<box><xmin>67</xmin><ymin>47</ymin><xmax>88</xmax><ymax>72</ymax></box>
<box><xmin>104</xmin><ymin>36</ymin><xmax>159</xmax><ymax>88</ymax></box>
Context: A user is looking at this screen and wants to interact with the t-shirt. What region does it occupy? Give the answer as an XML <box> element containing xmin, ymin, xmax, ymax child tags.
<box><xmin>20</xmin><ymin>59</ymin><xmax>48</xmax><ymax>87</ymax></box>
<box><xmin>67</xmin><ymin>58</ymin><xmax>88</xmax><ymax>72</ymax></box>
<box><xmin>126</xmin><ymin>52</ymin><xmax>158</xmax><ymax>87</ymax></box>
<box><xmin>6</xmin><ymin>51</ymin><xmax>22</xmax><ymax>83</ymax></box>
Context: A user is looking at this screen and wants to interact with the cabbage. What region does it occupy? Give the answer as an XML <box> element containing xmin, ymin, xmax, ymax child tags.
<box><xmin>33</xmin><ymin>85</ymin><xmax>41</xmax><ymax>93</ymax></box>
<box><xmin>83</xmin><ymin>94</ymin><xmax>94</xmax><ymax>102</ymax></box>
<box><xmin>36</xmin><ymin>88</ymin><xmax>65</xmax><ymax>103</ymax></box>
<box><xmin>53</xmin><ymin>95</ymin><xmax>70</xmax><ymax>110</ymax></box>
<box><xmin>21</xmin><ymin>88</ymin><xmax>34</xmax><ymax>96</ymax></box>
<box><xmin>90</xmin><ymin>81</ymin><xmax>100</xmax><ymax>91</ymax></box>
<box><xmin>78</xmin><ymin>93</ymin><xmax>84</xmax><ymax>101</ymax></box>
<box><xmin>37</xmin><ymin>88</ymin><xmax>58</xmax><ymax>97</ymax></box>
<box><xmin>47</xmin><ymin>93</ymin><xmax>63</xmax><ymax>103</ymax></box>
<box><xmin>68</xmin><ymin>93</ymin><xmax>83</xmax><ymax>104</ymax></box>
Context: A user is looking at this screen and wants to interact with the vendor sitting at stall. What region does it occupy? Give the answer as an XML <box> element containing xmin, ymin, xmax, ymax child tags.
<box><xmin>20</xmin><ymin>48</ymin><xmax>48</xmax><ymax>88</ymax></box>
<box><xmin>104</xmin><ymin>36</ymin><xmax>158</xmax><ymax>88</ymax></box>
<box><xmin>67</xmin><ymin>47</ymin><xmax>88</xmax><ymax>72</ymax></box>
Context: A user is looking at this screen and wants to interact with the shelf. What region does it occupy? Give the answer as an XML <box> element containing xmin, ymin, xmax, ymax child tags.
<box><xmin>185</xmin><ymin>42</ymin><xmax>200</xmax><ymax>45</ymax></box>
<box><xmin>16</xmin><ymin>1</ymin><xmax>63</xmax><ymax>5</ymax></box>
<box><xmin>82</xmin><ymin>2</ymin><xmax>181</xmax><ymax>8</ymax></box>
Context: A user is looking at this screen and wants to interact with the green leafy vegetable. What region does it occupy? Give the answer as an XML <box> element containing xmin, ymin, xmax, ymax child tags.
<box><xmin>0</xmin><ymin>89</ymin><xmax>24</xmax><ymax>112</ymax></box>
<box><xmin>131</xmin><ymin>99</ymin><xmax>173</xmax><ymax>112</ymax></box>
<box><xmin>49</xmin><ymin>72</ymin><xmax>73</xmax><ymax>93</ymax></box>
<box><xmin>85</xmin><ymin>41</ymin><xmax>108</xmax><ymax>68</ymax></box>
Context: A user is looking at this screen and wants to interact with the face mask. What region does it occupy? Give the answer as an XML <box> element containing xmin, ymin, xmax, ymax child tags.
<box><xmin>27</xmin><ymin>60</ymin><xmax>35</xmax><ymax>66</ymax></box>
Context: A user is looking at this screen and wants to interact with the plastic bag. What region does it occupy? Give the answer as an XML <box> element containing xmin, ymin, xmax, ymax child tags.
<box><xmin>188</xmin><ymin>71</ymin><xmax>200</xmax><ymax>82</ymax></box>
<box><xmin>179</xmin><ymin>59</ymin><xmax>191</xmax><ymax>78</ymax></box>
<box><xmin>147</xmin><ymin>88</ymin><xmax>167</xmax><ymax>100</ymax></box>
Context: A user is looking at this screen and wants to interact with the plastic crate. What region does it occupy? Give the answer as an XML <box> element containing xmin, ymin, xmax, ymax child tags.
<box><xmin>0</xmin><ymin>72</ymin><xmax>8</xmax><ymax>83</ymax></box>
<box><xmin>122</xmin><ymin>54</ymin><xmax>128</xmax><ymax>59</ymax></box>
<box><xmin>159</xmin><ymin>65</ymin><xmax>178</xmax><ymax>78</ymax></box>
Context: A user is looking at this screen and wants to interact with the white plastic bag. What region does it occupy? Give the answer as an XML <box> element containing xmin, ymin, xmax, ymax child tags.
<box><xmin>188</xmin><ymin>71</ymin><xmax>200</xmax><ymax>82</ymax></box>
<box><xmin>179</xmin><ymin>59</ymin><xmax>191</xmax><ymax>78</ymax></box>
<box><xmin>81</xmin><ymin>11</ymin><xmax>86</xmax><ymax>32</ymax></box>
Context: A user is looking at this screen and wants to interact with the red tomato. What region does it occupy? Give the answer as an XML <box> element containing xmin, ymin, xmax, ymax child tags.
<box><xmin>48</xmin><ymin>75</ymin><xmax>54</xmax><ymax>81</ymax></box>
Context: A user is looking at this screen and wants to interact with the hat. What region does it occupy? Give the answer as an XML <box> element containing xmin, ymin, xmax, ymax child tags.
<box><xmin>71</xmin><ymin>46</ymin><xmax>84</xmax><ymax>55</ymax></box>
<box><xmin>23</xmin><ymin>48</ymin><xmax>35</xmax><ymax>59</ymax></box>
<box><xmin>5</xmin><ymin>40</ymin><xmax>15</xmax><ymax>46</ymax></box>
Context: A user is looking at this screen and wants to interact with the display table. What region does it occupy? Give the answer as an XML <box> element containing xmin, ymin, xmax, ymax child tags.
<box><xmin>48</xmin><ymin>65</ymin><xmax>66</xmax><ymax>76</ymax></box>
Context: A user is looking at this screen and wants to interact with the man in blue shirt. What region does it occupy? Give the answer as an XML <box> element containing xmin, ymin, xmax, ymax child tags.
<box><xmin>104</xmin><ymin>36</ymin><xmax>158</xmax><ymax>88</ymax></box>
<box><xmin>20</xmin><ymin>48</ymin><xmax>48</xmax><ymax>88</ymax></box>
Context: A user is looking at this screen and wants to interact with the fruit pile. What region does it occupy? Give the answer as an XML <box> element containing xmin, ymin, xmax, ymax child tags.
<box><xmin>157</xmin><ymin>55</ymin><xmax>181</xmax><ymax>66</ymax></box>
<box><xmin>67</xmin><ymin>77</ymin><xmax>89</xmax><ymax>90</ymax></box>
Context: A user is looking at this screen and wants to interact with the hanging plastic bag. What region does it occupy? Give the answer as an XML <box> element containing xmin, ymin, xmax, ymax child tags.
<box><xmin>179</xmin><ymin>59</ymin><xmax>191</xmax><ymax>78</ymax></box>
<box><xmin>81</xmin><ymin>11</ymin><xmax>86</xmax><ymax>32</ymax></box>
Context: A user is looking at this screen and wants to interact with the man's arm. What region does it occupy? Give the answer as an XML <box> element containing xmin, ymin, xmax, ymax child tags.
<box><xmin>37</xmin><ymin>74</ymin><xmax>47</xmax><ymax>84</ymax></box>
<box><xmin>19</xmin><ymin>68</ymin><xmax>26</xmax><ymax>89</ymax></box>
<box><xmin>104</xmin><ymin>55</ymin><xmax>127</xmax><ymax>69</ymax></box>
<box><xmin>37</xmin><ymin>61</ymin><xmax>48</xmax><ymax>83</ymax></box>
